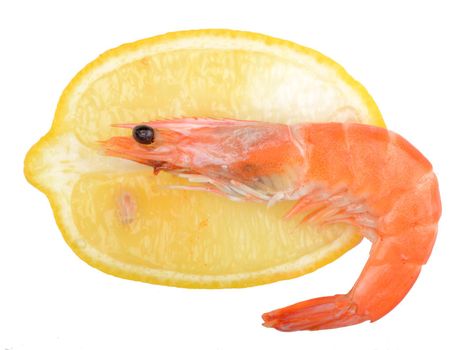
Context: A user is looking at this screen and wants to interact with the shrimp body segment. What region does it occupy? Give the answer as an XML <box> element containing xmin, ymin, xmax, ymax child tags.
<box><xmin>103</xmin><ymin>118</ymin><xmax>441</xmax><ymax>331</ymax></box>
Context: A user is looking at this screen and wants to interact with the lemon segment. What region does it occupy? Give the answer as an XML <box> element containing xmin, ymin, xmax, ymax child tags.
<box><xmin>25</xmin><ymin>29</ymin><xmax>383</xmax><ymax>288</ymax></box>
<box><xmin>71</xmin><ymin>171</ymin><xmax>361</xmax><ymax>287</ymax></box>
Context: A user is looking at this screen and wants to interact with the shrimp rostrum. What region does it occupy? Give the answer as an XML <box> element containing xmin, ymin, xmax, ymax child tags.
<box><xmin>103</xmin><ymin>118</ymin><xmax>441</xmax><ymax>331</ymax></box>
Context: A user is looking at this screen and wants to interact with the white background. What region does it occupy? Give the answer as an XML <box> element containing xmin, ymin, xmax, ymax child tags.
<box><xmin>1</xmin><ymin>0</ymin><xmax>463</xmax><ymax>349</ymax></box>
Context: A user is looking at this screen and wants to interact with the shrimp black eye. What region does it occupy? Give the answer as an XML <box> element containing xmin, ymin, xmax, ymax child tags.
<box><xmin>133</xmin><ymin>125</ymin><xmax>155</xmax><ymax>144</ymax></box>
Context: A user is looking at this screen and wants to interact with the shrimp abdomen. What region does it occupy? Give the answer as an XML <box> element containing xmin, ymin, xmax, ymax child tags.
<box><xmin>264</xmin><ymin>122</ymin><xmax>441</xmax><ymax>331</ymax></box>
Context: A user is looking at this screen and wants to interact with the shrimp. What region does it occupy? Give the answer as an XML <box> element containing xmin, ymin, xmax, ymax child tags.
<box><xmin>102</xmin><ymin>117</ymin><xmax>441</xmax><ymax>331</ymax></box>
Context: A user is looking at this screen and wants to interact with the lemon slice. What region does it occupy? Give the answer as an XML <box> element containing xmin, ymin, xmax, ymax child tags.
<box><xmin>24</xmin><ymin>29</ymin><xmax>384</xmax><ymax>288</ymax></box>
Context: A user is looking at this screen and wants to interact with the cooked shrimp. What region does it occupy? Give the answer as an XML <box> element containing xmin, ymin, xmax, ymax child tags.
<box><xmin>102</xmin><ymin>117</ymin><xmax>441</xmax><ymax>331</ymax></box>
